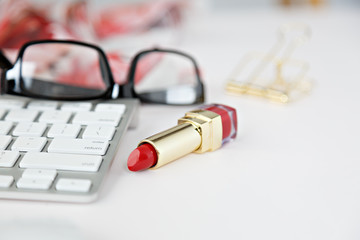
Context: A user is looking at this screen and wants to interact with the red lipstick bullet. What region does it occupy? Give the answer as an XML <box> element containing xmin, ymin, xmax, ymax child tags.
<box><xmin>127</xmin><ymin>143</ymin><xmax>157</xmax><ymax>172</ymax></box>
<box><xmin>127</xmin><ymin>104</ymin><xmax>237</xmax><ymax>171</ymax></box>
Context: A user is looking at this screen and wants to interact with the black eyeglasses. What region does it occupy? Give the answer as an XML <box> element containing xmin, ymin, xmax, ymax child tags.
<box><xmin>0</xmin><ymin>40</ymin><xmax>204</xmax><ymax>105</ymax></box>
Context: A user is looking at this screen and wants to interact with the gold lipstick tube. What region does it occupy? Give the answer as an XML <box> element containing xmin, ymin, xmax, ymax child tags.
<box><xmin>139</xmin><ymin>109</ymin><xmax>223</xmax><ymax>169</ymax></box>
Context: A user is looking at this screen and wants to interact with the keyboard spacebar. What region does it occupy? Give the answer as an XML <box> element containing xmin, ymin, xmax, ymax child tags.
<box><xmin>20</xmin><ymin>152</ymin><xmax>102</xmax><ymax>172</ymax></box>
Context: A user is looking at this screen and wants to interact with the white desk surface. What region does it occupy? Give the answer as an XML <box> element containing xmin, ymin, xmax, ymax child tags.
<box><xmin>1</xmin><ymin>6</ymin><xmax>360</xmax><ymax>240</ymax></box>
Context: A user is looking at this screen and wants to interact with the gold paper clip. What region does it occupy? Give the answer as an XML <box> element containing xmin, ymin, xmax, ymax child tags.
<box><xmin>226</xmin><ymin>23</ymin><xmax>313</xmax><ymax>103</ymax></box>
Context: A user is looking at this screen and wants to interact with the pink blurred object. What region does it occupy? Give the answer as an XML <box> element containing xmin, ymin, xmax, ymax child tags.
<box><xmin>0</xmin><ymin>0</ymin><xmax>186</xmax><ymax>86</ymax></box>
<box><xmin>0</xmin><ymin>0</ymin><xmax>185</xmax><ymax>49</ymax></box>
<box><xmin>92</xmin><ymin>1</ymin><xmax>182</xmax><ymax>39</ymax></box>
<box><xmin>0</xmin><ymin>0</ymin><xmax>54</xmax><ymax>49</ymax></box>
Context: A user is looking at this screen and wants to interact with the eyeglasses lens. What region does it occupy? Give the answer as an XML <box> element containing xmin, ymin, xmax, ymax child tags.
<box><xmin>19</xmin><ymin>43</ymin><xmax>110</xmax><ymax>99</ymax></box>
<box><xmin>133</xmin><ymin>52</ymin><xmax>200</xmax><ymax>104</ymax></box>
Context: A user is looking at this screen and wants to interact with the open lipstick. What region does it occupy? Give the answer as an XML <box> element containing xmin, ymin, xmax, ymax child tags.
<box><xmin>127</xmin><ymin>104</ymin><xmax>237</xmax><ymax>171</ymax></box>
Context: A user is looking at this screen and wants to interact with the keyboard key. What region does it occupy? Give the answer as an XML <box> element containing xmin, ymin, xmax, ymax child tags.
<box><xmin>0</xmin><ymin>121</ymin><xmax>13</xmax><ymax>135</ymax></box>
<box><xmin>27</xmin><ymin>101</ymin><xmax>58</xmax><ymax>110</ymax></box>
<box><xmin>22</xmin><ymin>169</ymin><xmax>57</xmax><ymax>180</ymax></box>
<box><xmin>38</xmin><ymin>110</ymin><xmax>72</xmax><ymax>124</ymax></box>
<box><xmin>0</xmin><ymin>109</ymin><xmax>6</xmax><ymax>119</ymax></box>
<box><xmin>20</xmin><ymin>152</ymin><xmax>103</xmax><ymax>172</ymax></box>
<box><xmin>0</xmin><ymin>175</ymin><xmax>14</xmax><ymax>188</ymax></box>
<box><xmin>47</xmin><ymin>123</ymin><xmax>81</xmax><ymax>138</ymax></box>
<box><xmin>17</xmin><ymin>178</ymin><xmax>53</xmax><ymax>190</ymax></box>
<box><xmin>0</xmin><ymin>135</ymin><xmax>12</xmax><ymax>150</ymax></box>
<box><xmin>48</xmin><ymin>138</ymin><xmax>108</xmax><ymax>155</ymax></box>
<box><xmin>82</xmin><ymin>125</ymin><xmax>115</xmax><ymax>140</ymax></box>
<box><xmin>60</xmin><ymin>102</ymin><xmax>92</xmax><ymax>112</ymax></box>
<box><xmin>72</xmin><ymin>111</ymin><xmax>122</xmax><ymax>126</ymax></box>
<box><xmin>0</xmin><ymin>99</ymin><xmax>26</xmax><ymax>109</ymax></box>
<box><xmin>5</xmin><ymin>109</ymin><xmax>39</xmax><ymax>122</ymax></box>
<box><xmin>56</xmin><ymin>178</ymin><xmax>92</xmax><ymax>193</ymax></box>
<box><xmin>11</xmin><ymin>136</ymin><xmax>47</xmax><ymax>152</ymax></box>
<box><xmin>12</xmin><ymin>122</ymin><xmax>47</xmax><ymax>137</ymax></box>
<box><xmin>0</xmin><ymin>150</ymin><xmax>19</xmax><ymax>167</ymax></box>
<box><xmin>95</xmin><ymin>103</ymin><xmax>125</xmax><ymax>114</ymax></box>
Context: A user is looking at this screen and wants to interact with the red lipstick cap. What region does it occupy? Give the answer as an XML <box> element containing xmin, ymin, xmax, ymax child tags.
<box><xmin>201</xmin><ymin>104</ymin><xmax>237</xmax><ymax>144</ymax></box>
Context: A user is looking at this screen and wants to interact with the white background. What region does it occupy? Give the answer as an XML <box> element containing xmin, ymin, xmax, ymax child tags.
<box><xmin>0</xmin><ymin>2</ymin><xmax>360</xmax><ymax>240</ymax></box>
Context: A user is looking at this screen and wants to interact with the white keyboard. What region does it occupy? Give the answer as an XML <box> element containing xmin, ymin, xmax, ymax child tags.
<box><xmin>0</xmin><ymin>95</ymin><xmax>139</xmax><ymax>202</ymax></box>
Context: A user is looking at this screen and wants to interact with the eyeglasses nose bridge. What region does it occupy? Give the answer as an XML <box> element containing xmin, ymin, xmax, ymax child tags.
<box><xmin>0</xmin><ymin>51</ymin><xmax>13</xmax><ymax>95</ymax></box>
<box><xmin>0</xmin><ymin>50</ymin><xmax>13</xmax><ymax>69</ymax></box>
<box><xmin>0</xmin><ymin>68</ymin><xmax>6</xmax><ymax>94</ymax></box>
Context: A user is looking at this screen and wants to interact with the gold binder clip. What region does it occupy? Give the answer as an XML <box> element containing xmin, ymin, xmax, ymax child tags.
<box><xmin>226</xmin><ymin>23</ymin><xmax>313</xmax><ymax>103</ymax></box>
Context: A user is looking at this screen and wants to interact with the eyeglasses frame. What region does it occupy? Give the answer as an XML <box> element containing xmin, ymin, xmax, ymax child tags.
<box><xmin>0</xmin><ymin>39</ymin><xmax>205</xmax><ymax>105</ymax></box>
